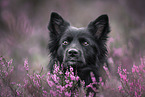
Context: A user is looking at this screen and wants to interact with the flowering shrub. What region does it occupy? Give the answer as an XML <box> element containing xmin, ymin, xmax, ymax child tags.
<box><xmin>1</xmin><ymin>56</ymin><xmax>145</xmax><ymax>97</ymax></box>
<box><xmin>0</xmin><ymin>56</ymin><xmax>85</xmax><ymax>97</ymax></box>
<box><xmin>118</xmin><ymin>58</ymin><xmax>145</xmax><ymax>97</ymax></box>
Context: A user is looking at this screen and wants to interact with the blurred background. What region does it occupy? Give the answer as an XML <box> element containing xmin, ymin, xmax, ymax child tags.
<box><xmin>0</xmin><ymin>0</ymin><xmax>145</xmax><ymax>78</ymax></box>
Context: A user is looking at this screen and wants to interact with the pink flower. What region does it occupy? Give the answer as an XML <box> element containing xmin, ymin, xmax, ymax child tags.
<box><xmin>4</xmin><ymin>71</ymin><xmax>8</xmax><ymax>77</ymax></box>
<box><xmin>36</xmin><ymin>74</ymin><xmax>40</xmax><ymax>79</ymax></box>
<box><xmin>24</xmin><ymin>58</ymin><xmax>29</xmax><ymax>71</ymax></box>
<box><xmin>91</xmin><ymin>77</ymin><xmax>96</xmax><ymax>83</ymax></box>
<box><xmin>132</xmin><ymin>67</ymin><xmax>135</xmax><ymax>73</ymax></box>
<box><xmin>132</xmin><ymin>64</ymin><xmax>139</xmax><ymax>73</ymax></box>
<box><xmin>50</xmin><ymin>90</ymin><xmax>57</xmax><ymax>96</ymax></box>
<box><xmin>65</xmin><ymin>79</ymin><xmax>69</xmax><ymax>83</ymax></box>
<box><xmin>69</xmin><ymin>82</ymin><xmax>73</xmax><ymax>87</ymax></box>
<box><xmin>120</xmin><ymin>74</ymin><xmax>128</xmax><ymax>82</ymax></box>
<box><xmin>123</xmin><ymin>69</ymin><xmax>127</xmax><ymax>74</ymax></box>
<box><xmin>16</xmin><ymin>90</ymin><xmax>20</xmax><ymax>96</ymax></box>
<box><xmin>51</xmin><ymin>74</ymin><xmax>58</xmax><ymax>83</ymax></box>
<box><xmin>7</xmin><ymin>59</ymin><xmax>13</xmax><ymax>67</ymax></box>
<box><xmin>70</xmin><ymin>66</ymin><xmax>73</xmax><ymax>72</ymax></box>
<box><xmin>101</xmin><ymin>82</ymin><xmax>104</xmax><ymax>86</ymax></box>
<box><xmin>65</xmin><ymin>84</ymin><xmax>69</xmax><ymax>88</ymax></box>
<box><xmin>47</xmin><ymin>80</ymin><xmax>54</xmax><ymax>87</ymax></box>
<box><xmin>70</xmin><ymin>75</ymin><xmax>75</xmax><ymax>80</ymax></box>
<box><xmin>43</xmin><ymin>90</ymin><xmax>47</xmax><ymax>94</ymax></box>
<box><xmin>118</xmin><ymin>85</ymin><xmax>122</xmax><ymax>91</ymax></box>
<box><xmin>56</xmin><ymin>85</ymin><xmax>63</xmax><ymax>93</ymax></box>
<box><xmin>65</xmin><ymin>70</ymin><xmax>70</xmax><ymax>77</ymax></box>
<box><xmin>88</xmin><ymin>92</ymin><xmax>94</xmax><ymax>97</ymax></box>
<box><xmin>60</xmin><ymin>86</ymin><xmax>65</xmax><ymax>91</ymax></box>
<box><xmin>90</xmin><ymin>72</ymin><xmax>96</xmax><ymax>82</ymax></box>
<box><xmin>108</xmin><ymin>57</ymin><xmax>114</xmax><ymax>64</ymax></box>
<box><xmin>47</xmin><ymin>72</ymin><xmax>51</xmax><ymax>75</ymax></box>
<box><xmin>59</xmin><ymin>71</ymin><xmax>63</xmax><ymax>74</ymax></box>
<box><xmin>65</xmin><ymin>91</ymin><xmax>71</xmax><ymax>97</ymax></box>
<box><xmin>99</xmin><ymin>77</ymin><xmax>102</xmax><ymax>82</ymax></box>
<box><xmin>76</xmin><ymin>76</ymin><xmax>79</xmax><ymax>81</ymax></box>
<box><xmin>43</xmin><ymin>91</ymin><xmax>48</xmax><ymax>97</ymax></box>
<box><xmin>53</xmin><ymin>64</ymin><xmax>60</xmax><ymax>73</ymax></box>
<box><xmin>0</xmin><ymin>57</ymin><xmax>2</xmax><ymax>60</ymax></box>
<box><xmin>135</xmin><ymin>91</ymin><xmax>138</xmax><ymax>97</ymax></box>
<box><xmin>10</xmin><ymin>66</ymin><xmax>14</xmax><ymax>73</ymax></box>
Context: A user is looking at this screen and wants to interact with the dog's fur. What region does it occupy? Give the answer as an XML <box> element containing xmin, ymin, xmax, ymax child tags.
<box><xmin>48</xmin><ymin>12</ymin><xmax>110</xmax><ymax>94</ymax></box>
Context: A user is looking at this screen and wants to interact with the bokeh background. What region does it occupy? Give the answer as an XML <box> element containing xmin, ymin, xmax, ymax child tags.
<box><xmin>0</xmin><ymin>0</ymin><xmax>145</xmax><ymax>78</ymax></box>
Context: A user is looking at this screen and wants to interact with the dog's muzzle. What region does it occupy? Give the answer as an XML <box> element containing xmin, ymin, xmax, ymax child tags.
<box><xmin>63</xmin><ymin>48</ymin><xmax>85</xmax><ymax>67</ymax></box>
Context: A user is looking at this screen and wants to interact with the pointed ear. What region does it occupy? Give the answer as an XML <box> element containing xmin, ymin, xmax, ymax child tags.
<box><xmin>48</xmin><ymin>12</ymin><xmax>70</xmax><ymax>36</ymax></box>
<box><xmin>87</xmin><ymin>15</ymin><xmax>110</xmax><ymax>39</ymax></box>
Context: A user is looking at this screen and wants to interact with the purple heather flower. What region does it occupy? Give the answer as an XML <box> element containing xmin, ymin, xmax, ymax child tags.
<box><xmin>43</xmin><ymin>91</ymin><xmax>48</xmax><ymax>97</ymax></box>
<box><xmin>132</xmin><ymin>66</ymin><xmax>135</xmax><ymax>73</ymax></box>
<box><xmin>65</xmin><ymin>91</ymin><xmax>71</xmax><ymax>97</ymax></box>
<box><xmin>51</xmin><ymin>74</ymin><xmax>59</xmax><ymax>83</ymax></box>
<box><xmin>43</xmin><ymin>90</ymin><xmax>47</xmax><ymax>94</ymax></box>
<box><xmin>9</xmin><ymin>66</ymin><xmax>14</xmax><ymax>73</ymax></box>
<box><xmin>59</xmin><ymin>71</ymin><xmax>63</xmax><ymax>74</ymax></box>
<box><xmin>76</xmin><ymin>76</ymin><xmax>79</xmax><ymax>81</ymax></box>
<box><xmin>118</xmin><ymin>85</ymin><xmax>122</xmax><ymax>91</ymax></box>
<box><xmin>4</xmin><ymin>71</ymin><xmax>8</xmax><ymax>77</ymax></box>
<box><xmin>69</xmin><ymin>82</ymin><xmax>73</xmax><ymax>87</ymax></box>
<box><xmin>120</xmin><ymin>74</ymin><xmax>128</xmax><ymax>82</ymax></box>
<box><xmin>50</xmin><ymin>90</ymin><xmax>57</xmax><ymax>96</ymax></box>
<box><xmin>65</xmin><ymin>79</ymin><xmax>69</xmax><ymax>83</ymax></box>
<box><xmin>90</xmin><ymin>72</ymin><xmax>96</xmax><ymax>82</ymax></box>
<box><xmin>88</xmin><ymin>92</ymin><xmax>94</xmax><ymax>97</ymax></box>
<box><xmin>65</xmin><ymin>84</ymin><xmax>69</xmax><ymax>88</ymax></box>
<box><xmin>7</xmin><ymin>59</ymin><xmax>13</xmax><ymax>67</ymax></box>
<box><xmin>99</xmin><ymin>77</ymin><xmax>102</xmax><ymax>82</ymax></box>
<box><xmin>16</xmin><ymin>90</ymin><xmax>20</xmax><ymax>96</ymax></box>
<box><xmin>132</xmin><ymin>64</ymin><xmax>139</xmax><ymax>73</ymax></box>
<box><xmin>24</xmin><ymin>58</ymin><xmax>29</xmax><ymax>71</ymax></box>
<box><xmin>70</xmin><ymin>66</ymin><xmax>73</xmax><ymax>72</ymax></box>
<box><xmin>53</xmin><ymin>64</ymin><xmax>60</xmax><ymax>74</ymax></box>
<box><xmin>47</xmin><ymin>80</ymin><xmax>54</xmax><ymax>87</ymax></box>
<box><xmin>70</xmin><ymin>75</ymin><xmax>75</xmax><ymax>80</ymax></box>
<box><xmin>65</xmin><ymin>70</ymin><xmax>70</xmax><ymax>77</ymax></box>
<box><xmin>0</xmin><ymin>57</ymin><xmax>2</xmax><ymax>60</ymax></box>
<box><xmin>60</xmin><ymin>86</ymin><xmax>65</xmax><ymax>91</ymax></box>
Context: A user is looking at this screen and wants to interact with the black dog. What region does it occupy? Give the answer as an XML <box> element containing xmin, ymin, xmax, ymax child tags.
<box><xmin>48</xmin><ymin>12</ymin><xmax>110</xmax><ymax>94</ymax></box>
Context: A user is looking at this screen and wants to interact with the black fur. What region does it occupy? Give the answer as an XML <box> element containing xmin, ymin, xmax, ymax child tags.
<box><xmin>48</xmin><ymin>12</ymin><xmax>110</xmax><ymax>94</ymax></box>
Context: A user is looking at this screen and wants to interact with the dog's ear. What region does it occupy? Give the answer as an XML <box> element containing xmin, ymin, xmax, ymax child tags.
<box><xmin>48</xmin><ymin>12</ymin><xmax>70</xmax><ymax>35</ymax></box>
<box><xmin>87</xmin><ymin>15</ymin><xmax>110</xmax><ymax>39</ymax></box>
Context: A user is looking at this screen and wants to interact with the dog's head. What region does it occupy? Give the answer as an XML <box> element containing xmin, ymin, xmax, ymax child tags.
<box><xmin>48</xmin><ymin>12</ymin><xmax>110</xmax><ymax>69</ymax></box>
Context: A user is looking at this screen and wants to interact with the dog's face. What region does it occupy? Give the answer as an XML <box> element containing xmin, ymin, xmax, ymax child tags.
<box><xmin>58</xmin><ymin>27</ymin><xmax>98</xmax><ymax>68</ymax></box>
<box><xmin>48</xmin><ymin>12</ymin><xmax>109</xmax><ymax>69</ymax></box>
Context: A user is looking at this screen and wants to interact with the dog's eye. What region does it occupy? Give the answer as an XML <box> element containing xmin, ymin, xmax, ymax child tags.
<box><xmin>62</xmin><ymin>40</ymin><xmax>69</xmax><ymax>45</ymax></box>
<box><xmin>82</xmin><ymin>41</ymin><xmax>89</xmax><ymax>46</ymax></box>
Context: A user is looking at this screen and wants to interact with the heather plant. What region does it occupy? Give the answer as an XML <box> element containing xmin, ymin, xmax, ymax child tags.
<box><xmin>0</xmin><ymin>56</ymin><xmax>17</xmax><ymax>96</ymax></box>
<box><xmin>117</xmin><ymin>57</ymin><xmax>145</xmax><ymax>97</ymax></box>
<box><xmin>1</xmin><ymin>56</ymin><xmax>145</xmax><ymax>97</ymax></box>
<box><xmin>0</xmin><ymin>57</ymin><xmax>85</xmax><ymax>97</ymax></box>
<box><xmin>24</xmin><ymin>59</ymin><xmax>83</xmax><ymax>97</ymax></box>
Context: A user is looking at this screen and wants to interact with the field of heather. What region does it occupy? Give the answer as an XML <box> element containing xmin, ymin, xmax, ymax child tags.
<box><xmin>0</xmin><ymin>0</ymin><xmax>145</xmax><ymax>97</ymax></box>
<box><xmin>1</xmin><ymin>56</ymin><xmax>145</xmax><ymax>97</ymax></box>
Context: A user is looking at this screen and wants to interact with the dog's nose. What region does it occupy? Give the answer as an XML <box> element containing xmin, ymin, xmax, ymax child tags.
<box><xmin>67</xmin><ymin>49</ymin><xmax>80</xmax><ymax>57</ymax></box>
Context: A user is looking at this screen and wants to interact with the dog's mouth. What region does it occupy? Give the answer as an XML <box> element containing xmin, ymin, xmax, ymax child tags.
<box><xmin>67</xmin><ymin>60</ymin><xmax>82</xmax><ymax>64</ymax></box>
<box><xmin>63</xmin><ymin>58</ymin><xmax>84</xmax><ymax>68</ymax></box>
